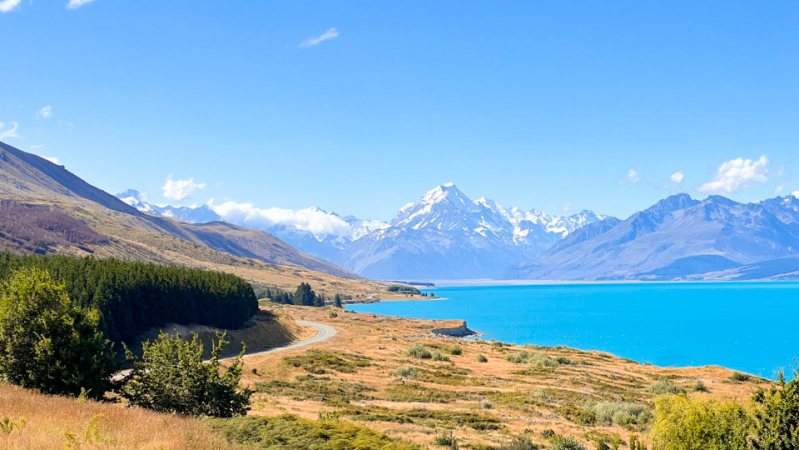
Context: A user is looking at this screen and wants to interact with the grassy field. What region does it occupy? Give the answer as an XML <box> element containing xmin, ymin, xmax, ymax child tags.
<box><xmin>233</xmin><ymin>304</ymin><xmax>765</xmax><ymax>449</ymax></box>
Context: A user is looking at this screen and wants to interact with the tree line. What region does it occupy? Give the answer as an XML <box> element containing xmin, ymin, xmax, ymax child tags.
<box><xmin>256</xmin><ymin>283</ymin><xmax>342</xmax><ymax>308</ymax></box>
<box><xmin>0</xmin><ymin>253</ymin><xmax>258</xmax><ymax>345</ymax></box>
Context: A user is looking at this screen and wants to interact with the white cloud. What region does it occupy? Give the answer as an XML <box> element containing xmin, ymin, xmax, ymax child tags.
<box><xmin>43</xmin><ymin>156</ymin><xmax>60</xmax><ymax>165</ymax></box>
<box><xmin>67</xmin><ymin>0</ymin><xmax>96</xmax><ymax>9</ymax></box>
<box><xmin>210</xmin><ymin>201</ymin><xmax>353</xmax><ymax>237</ymax></box>
<box><xmin>161</xmin><ymin>176</ymin><xmax>206</xmax><ymax>201</ymax></box>
<box><xmin>670</xmin><ymin>171</ymin><xmax>684</xmax><ymax>184</ymax></box>
<box><xmin>0</xmin><ymin>121</ymin><xmax>19</xmax><ymax>140</ymax></box>
<box><xmin>30</xmin><ymin>144</ymin><xmax>42</xmax><ymax>150</ymax></box>
<box><xmin>775</xmin><ymin>185</ymin><xmax>784</xmax><ymax>194</ymax></box>
<box><xmin>0</xmin><ymin>0</ymin><xmax>22</xmax><ymax>13</ymax></box>
<box><xmin>627</xmin><ymin>169</ymin><xmax>642</xmax><ymax>183</ymax></box>
<box><xmin>300</xmin><ymin>27</ymin><xmax>339</xmax><ymax>48</ymax></box>
<box><xmin>36</xmin><ymin>105</ymin><xmax>53</xmax><ymax>119</ymax></box>
<box><xmin>697</xmin><ymin>155</ymin><xmax>770</xmax><ymax>195</ymax></box>
<box><xmin>793</xmin><ymin>191</ymin><xmax>799</xmax><ymax>200</ymax></box>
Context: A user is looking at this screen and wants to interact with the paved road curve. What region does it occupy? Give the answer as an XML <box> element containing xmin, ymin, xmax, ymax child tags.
<box><xmin>113</xmin><ymin>320</ymin><xmax>337</xmax><ymax>380</ymax></box>
<box><xmin>221</xmin><ymin>320</ymin><xmax>337</xmax><ymax>360</ymax></box>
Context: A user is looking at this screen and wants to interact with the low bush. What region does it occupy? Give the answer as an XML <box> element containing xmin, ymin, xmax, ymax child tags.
<box><xmin>583</xmin><ymin>401</ymin><xmax>652</xmax><ymax>426</ymax></box>
<box><xmin>506</xmin><ymin>351</ymin><xmax>560</xmax><ymax>368</ymax></box>
<box><xmin>646</xmin><ymin>378</ymin><xmax>684</xmax><ymax>395</ymax></box>
<box><xmin>693</xmin><ymin>380</ymin><xmax>709</xmax><ymax>392</ymax></box>
<box><xmin>447</xmin><ymin>344</ymin><xmax>463</xmax><ymax>356</ymax></box>
<box><xmin>730</xmin><ymin>372</ymin><xmax>750</xmax><ymax>382</ymax></box>
<box><xmin>475</xmin><ymin>354</ymin><xmax>488</xmax><ymax>363</ymax></box>
<box><xmin>393</xmin><ymin>367</ymin><xmax>420</xmax><ymax>379</ymax></box>
<box><xmin>500</xmin><ymin>436</ymin><xmax>541</xmax><ymax>450</ymax></box>
<box><xmin>254</xmin><ymin>375</ymin><xmax>376</xmax><ymax>405</ymax></box>
<box><xmin>406</xmin><ymin>343</ymin><xmax>433</xmax><ymax>360</ymax></box>
<box><xmin>432</xmin><ymin>351</ymin><xmax>450</xmax><ymax>362</ymax></box>
<box><xmin>548</xmin><ymin>435</ymin><xmax>586</xmax><ymax>450</ymax></box>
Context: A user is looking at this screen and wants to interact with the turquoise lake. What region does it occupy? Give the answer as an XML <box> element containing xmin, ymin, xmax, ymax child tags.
<box><xmin>347</xmin><ymin>283</ymin><xmax>799</xmax><ymax>379</ymax></box>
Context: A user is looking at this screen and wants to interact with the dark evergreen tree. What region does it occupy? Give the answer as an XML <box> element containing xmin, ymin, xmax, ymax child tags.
<box><xmin>333</xmin><ymin>293</ymin><xmax>343</xmax><ymax>308</ymax></box>
<box><xmin>293</xmin><ymin>282</ymin><xmax>316</xmax><ymax>306</ymax></box>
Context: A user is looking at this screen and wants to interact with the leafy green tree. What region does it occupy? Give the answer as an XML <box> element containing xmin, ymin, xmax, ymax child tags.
<box><xmin>0</xmin><ymin>268</ymin><xmax>116</xmax><ymax>399</ymax></box>
<box><xmin>293</xmin><ymin>282</ymin><xmax>316</xmax><ymax>307</ymax></box>
<box><xmin>121</xmin><ymin>331</ymin><xmax>251</xmax><ymax>417</ymax></box>
<box><xmin>649</xmin><ymin>394</ymin><xmax>750</xmax><ymax>450</ymax></box>
<box><xmin>333</xmin><ymin>293</ymin><xmax>343</xmax><ymax>308</ymax></box>
<box><xmin>751</xmin><ymin>368</ymin><xmax>799</xmax><ymax>449</ymax></box>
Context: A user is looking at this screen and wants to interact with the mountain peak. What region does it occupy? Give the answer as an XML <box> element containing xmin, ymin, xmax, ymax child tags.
<box><xmin>421</xmin><ymin>183</ymin><xmax>470</xmax><ymax>206</ymax></box>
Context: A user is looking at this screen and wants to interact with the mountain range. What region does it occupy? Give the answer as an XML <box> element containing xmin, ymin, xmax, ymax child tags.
<box><xmin>503</xmin><ymin>192</ymin><xmax>799</xmax><ymax>281</ymax></box>
<box><xmin>118</xmin><ymin>183</ymin><xmax>607</xmax><ymax>279</ymax></box>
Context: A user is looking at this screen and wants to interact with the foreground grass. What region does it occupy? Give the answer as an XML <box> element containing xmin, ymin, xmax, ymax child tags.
<box><xmin>0</xmin><ymin>383</ymin><xmax>232</xmax><ymax>450</ymax></box>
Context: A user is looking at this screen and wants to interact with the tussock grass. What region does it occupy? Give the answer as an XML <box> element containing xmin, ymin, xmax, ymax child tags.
<box><xmin>0</xmin><ymin>383</ymin><xmax>231</xmax><ymax>449</ymax></box>
<box><xmin>254</xmin><ymin>374</ymin><xmax>377</xmax><ymax>405</ymax></box>
<box><xmin>342</xmin><ymin>405</ymin><xmax>503</xmax><ymax>431</ymax></box>
<box><xmin>505</xmin><ymin>351</ymin><xmax>560</xmax><ymax>368</ymax></box>
<box><xmin>384</xmin><ymin>382</ymin><xmax>475</xmax><ymax>403</ymax></box>
<box><xmin>393</xmin><ymin>367</ymin><xmax>420</xmax><ymax>379</ymax></box>
<box><xmin>209</xmin><ymin>414</ymin><xmax>423</xmax><ymax>449</ymax></box>
<box><xmin>646</xmin><ymin>378</ymin><xmax>685</xmax><ymax>395</ymax></box>
<box><xmin>405</xmin><ymin>343</ymin><xmax>433</xmax><ymax>359</ymax></box>
<box><xmin>283</xmin><ymin>349</ymin><xmax>371</xmax><ymax>374</ymax></box>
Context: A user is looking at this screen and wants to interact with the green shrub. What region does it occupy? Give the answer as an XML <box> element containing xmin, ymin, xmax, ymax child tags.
<box><xmin>500</xmin><ymin>436</ymin><xmax>541</xmax><ymax>450</ymax></box>
<box><xmin>481</xmin><ymin>400</ymin><xmax>493</xmax><ymax>410</ymax></box>
<box><xmin>729</xmin><ymin>372</ymin><xmax>750</xmax><ymax>382</ymax></box>
<box><xmin>583</xmin><ymin>402</ymin><xmax>652</xmax><ymax>426</ymax></box>
<box><xmin>549</xmin><ymin>435</ymin><xmax>586</xmax><ymax>450</ymax></box>
<box><xmin>432</xmin><ymin>351</ymin><xmax>450</xmax><ymax>362</ymax></box>
<box><xmin>121</xmin><ymin>331</ymin><xmax>250</xmax><ymax>417</ymax></box>
<box><xmin>447</xmin><ymin>344</ymin><xmax>463</xmax><ymax>356</ymax></box>
<box><xmin>0</xmin><ymin>268</ymin><xmax>117</xmax><ymax>399</ymax></box>
<box><xmin>433</xmin><ymin>430</ymin><xmax>457</xmax><ymax>447</ymax></box>
<box><xmin>475</xmin><ymin>354</ymin><xmax>488</xmax><ymax>363</ymax></box>
<box><xmin>393</xmin><ymin>366</ymin><xmax>420</xmax><ymax>379</ymax></box>
<box><xmin>693</xmin><ymin>380</ymin><xmax>709</xmax><ymax>392</ymax></box>
<box><xmin>646</xmin><ymin>378</ymin><xmax>684</xmax><ymax>395</ymax></box>
<box><xmin>209</xmin><ymin>414</ymin><xmax>424</xmax><ymax>449</ymax></box>
<box><xmin>751</xmin><ymin>369</ymin><xmax>799</xmax><ymax>448</ymax></box>
<box><xmin>555</xmin><ymin>356</ymin><xmax>572</xmax><ymax>365</ymax></box>
<box><xmin>406</xmin><ymin>343</ymin><xmax>433</xmax><ymax>359</ymax></box>
<box><xmin>650</xmin><ymin>394</ymin><xmax>750</xmax><ymax>450</ymax></box>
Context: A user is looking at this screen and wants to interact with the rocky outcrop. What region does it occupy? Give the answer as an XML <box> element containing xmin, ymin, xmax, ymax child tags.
<box><xmin>431</xmin><ymin>321</ymin><xmax>477</xmax><ymax>337</ymax></box>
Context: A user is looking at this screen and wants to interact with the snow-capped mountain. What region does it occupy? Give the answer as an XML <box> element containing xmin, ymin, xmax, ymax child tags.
<box><xmin>117</xmin><ymin>190</ymin><xmax>221</xmax><ymax>223</ymax></box>
<box><xmin>502</xmin><ymin>192</ymin><xmax>799</xmax><ymax>281</ymax></box>
<box><xmin>334</xmin><ymin>183</ymin><xmax>605</xmax><ymax>279</ymax></box>
<box><xmin>116</xmin><ymin>183</ymin><xmax>605</xmax><ymax>279</ymax></box>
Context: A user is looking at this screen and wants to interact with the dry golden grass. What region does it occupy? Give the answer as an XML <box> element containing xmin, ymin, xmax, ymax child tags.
<box><xmin>240</xmin><ymin>304</ymin><xmax>767</xmax><ymax>448</ymax></box>
<box><xmin>0</xmin><ymin>383</ymin><xmax>234</xmax><ymax>450</ymax></box>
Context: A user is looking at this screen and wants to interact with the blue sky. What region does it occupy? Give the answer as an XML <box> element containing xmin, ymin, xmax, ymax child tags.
<box><xmin>1</xmin><ymin>1</ymin><xmax>798</xmax><ymax>221</ymax></box>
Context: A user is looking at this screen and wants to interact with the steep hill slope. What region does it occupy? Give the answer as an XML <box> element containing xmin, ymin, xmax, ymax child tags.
<box><xmin>503</xmin><ymin>193</ymin><xmax>799</xmax><ymax>281</ymax></box>
<box><xmin>0</xmin><ymin>141</ymin><xmax>367</xmax><ymax>288</ymax></box>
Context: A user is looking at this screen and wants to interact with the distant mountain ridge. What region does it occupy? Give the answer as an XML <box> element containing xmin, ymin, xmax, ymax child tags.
<box><xmin>120</xmin><ymin>182</ymin><xmax>607</xmax><ymax>279</ymax></box>
<box><xmin>503</xmin><ymin>192</ymin><xmax>799</xmax><ymax>281</ymax></box>
<box><xmin>0</xmin><ymin>141</ymin><xmax>360</xmax><ymax>281</ymax></box>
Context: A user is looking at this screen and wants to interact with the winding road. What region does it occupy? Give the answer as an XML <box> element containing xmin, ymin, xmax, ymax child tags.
<box><xmin>223</xmin><ymin>320</ymin><xmax>337</xmax><ymax>360</ymax></box>
<box><xmin>113</xmin><ymin>320</ymin><xmax>337</xmax><ymax>380</ymax></box>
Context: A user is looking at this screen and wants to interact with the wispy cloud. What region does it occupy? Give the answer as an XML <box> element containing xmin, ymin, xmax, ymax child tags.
<box><xmin>43</xmin><ymin>156</ymin><xmax>60</xmax><ymax>165</ymax></box>
<box><xmin>0</xmin><ymin>122</ymin><xmax>20</xmax><ymax>140</ymax></box>
<box><xmin>697</xmin><ymin>155</ymin><xmax>770</xmax><ymax>195</ymax></box>
<box><xmin>37</xmin><ymin>105</ymin><xmax>53</xmax><ymax>119</ymax></box>
<box><xmin>0</xmin><ymin>0</ymin><xmax>22</xmax><ymax>13</ymax></box>
<box><xmin>670</xmin><ymin>171</ymin><xmax>684</xmax><ymax>184</ymax></box>
<box><xmin>300</xmin><ymin>28</ymin><xmax>339</xmax><ymax>48</ymax></box>
<box><xmin>210</xmin><ymin>201</ymin><xmax>353</xmax><ymax>237</ymax></box>
<box><xmin>67</xmin><ymin>0</ymin><xmax>97</xmax><ymax>9</ymax></box>
<box><xmin>161</xmin><ymin>176</ymin><xmax>206</xmax><ymax>201</ymax></box>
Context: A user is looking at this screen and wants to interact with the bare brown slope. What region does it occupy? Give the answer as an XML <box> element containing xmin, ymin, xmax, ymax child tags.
<box><xmin>0</xmin><ymin>140</ymin><xmax>359</xmax><ymax>280</ymax></box>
